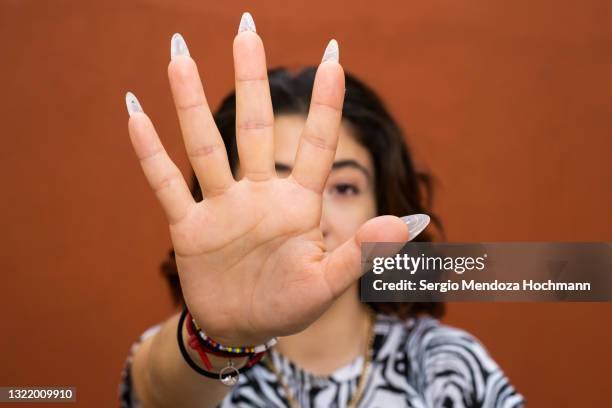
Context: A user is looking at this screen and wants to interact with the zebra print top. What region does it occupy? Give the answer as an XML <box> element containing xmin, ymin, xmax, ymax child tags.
<box><xmin>119</xmin><ymin>313</ymin><xmax>525</xmax><ymax>407</ymax></box>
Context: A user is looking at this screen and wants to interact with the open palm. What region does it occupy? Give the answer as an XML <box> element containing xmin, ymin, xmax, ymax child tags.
<box><xmin>125</xmin><ymin>16</ymin><xmax>410</xmax><ymax>347</ymax></box>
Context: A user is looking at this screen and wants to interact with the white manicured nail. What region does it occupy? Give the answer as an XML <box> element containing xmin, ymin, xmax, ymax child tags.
<box><xmin>171</xmin><ymin>33</ymin><xmax>190</xmax><ymax>59</ymax></box>
<box><xmin>400</xmin><ymin>214</ymin><xmax>430</xmax><ymax>240</ymax></box>
<box><xmin>238</xmin><ymin>12</ymin><xmax>256</xmax><ymax>33</ymax></box>
<box><xmin>322</xmin><ymin>39</ymin><xmax>339</xmax><ymax>63</ymax></box>
<box><xmin>125</xmin><ymin>91</ymin><xmax>143</xmax><ymax>116</ymax></box>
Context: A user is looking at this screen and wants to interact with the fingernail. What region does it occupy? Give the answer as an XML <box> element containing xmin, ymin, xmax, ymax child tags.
<box><xmin>322</xmin><ymin>39</ymin><xmax>339</xmax><ymax>63</ymax></box>
<box><xmin>238</xmin><ymin>12</ymin><xmax>256</xmax><ymax>33</ymax></box>
<box><xmin>171</xmin><ymin>33</ymin><xmax>190</xmax><ymax>59</ymax></box>
<box><xmin>125</xmin><ymin>91</ymin><xmax>143</xmax><ymax>117</ymax></box>
<box><xmin>400</xmin><ymin>214</ymin><xmax>430</xmax><ymax>240</ymax></box>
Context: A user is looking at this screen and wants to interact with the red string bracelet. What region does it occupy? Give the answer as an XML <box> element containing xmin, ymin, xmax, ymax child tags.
<box><xmin>181</xmin><ymin>309</ymin><xmax>269</xmax><ymax>384</ymax></box>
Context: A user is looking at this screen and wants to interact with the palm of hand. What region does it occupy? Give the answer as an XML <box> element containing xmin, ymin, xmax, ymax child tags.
<box><xmin>171</xmin><ymin>176</ymin><xmax>334</xmax><ymax>344</ymax></box>
<box><xmin>126</xmin><ymin>20</ymin><xmax>412</xmax><ymax>346</ymax></box>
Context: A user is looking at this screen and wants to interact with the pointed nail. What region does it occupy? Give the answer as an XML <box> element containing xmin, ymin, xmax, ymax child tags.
<box><xmin>238</xmin><ymin>12</ymin><xmax>256</xmax><ymax>33</ymax></box>
<box><xmin>322</xmin><ymin>39</ymin><xmax>339</xmax><ymax>63</ymax></box>
<box><xmin>400</xmin><ymin>214</ymin><xmax>430</xmax><ymax>240</ymax></box>
<box><xmin>171</xmin><ymin>33</ymin><xmax>190</xmax><ymax>59</ymax></box>
<box><xmin>125</xmin><ymin>91</ymin><xmax>143</xmax><ymax>117</ymax></box>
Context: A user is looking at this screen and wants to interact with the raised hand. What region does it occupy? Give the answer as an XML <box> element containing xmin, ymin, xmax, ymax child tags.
<box><xmin>125</xmin><ymin>13</ymin><xmax>411</xmax><ymax>348</ymax></box>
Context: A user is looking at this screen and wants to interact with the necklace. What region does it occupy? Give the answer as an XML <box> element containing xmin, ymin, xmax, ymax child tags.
<box><xmin>264</xmin><ymin>309</ymin><xmax>377</xmax><ymax>408</ymax></box>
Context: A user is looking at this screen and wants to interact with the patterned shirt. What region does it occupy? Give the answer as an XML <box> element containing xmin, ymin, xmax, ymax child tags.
<box><xmin>119</xmin><ymin>313</ymin><xmax>525</xmax><ymax>407</ymax></box>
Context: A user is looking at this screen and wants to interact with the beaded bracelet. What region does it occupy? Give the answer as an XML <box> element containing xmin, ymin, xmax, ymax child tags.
<box><xmin>186</xmin><ymin>312</ymin><xmax>253</xmax><ymax>359</ymax></box>
<box><xmin>177</xmin><ymin>306</ymin><xmax>274</xmax><ymax>385</ymax></box>
<box><xmin>190</xmin><ymin>313</ymin><xmax>278</xmax><ymax>354</ymax></box>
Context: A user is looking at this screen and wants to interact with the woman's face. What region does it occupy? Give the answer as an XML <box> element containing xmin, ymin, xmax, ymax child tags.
<box><xmin>271</xmin><ymin>114</ymin><xmax>377</xmax><ymax>251</ymax></box>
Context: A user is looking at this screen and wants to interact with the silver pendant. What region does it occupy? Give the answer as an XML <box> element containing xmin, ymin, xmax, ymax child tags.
<box><xmin>219</xmin><ymin>359</ymin><xmax>240</xmax><ymax>386</ymax></box>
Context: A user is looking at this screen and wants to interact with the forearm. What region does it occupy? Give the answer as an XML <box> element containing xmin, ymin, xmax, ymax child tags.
<box><xmin>131</xmin><ymin>311</ymin><xmax>247</xmax><ymax>408</ymax></box>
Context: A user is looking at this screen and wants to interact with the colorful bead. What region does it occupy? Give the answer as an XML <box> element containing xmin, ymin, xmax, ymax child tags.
<box><xmin>190</xmin><ymin>315</ymin><xmax>277</xmax><ymax>355</ymax></box>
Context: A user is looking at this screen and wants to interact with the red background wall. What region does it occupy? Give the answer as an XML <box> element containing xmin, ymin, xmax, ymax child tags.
<box><xmin>1</xmin><ymin>1</ymin><xmax>611</xmax><ymax>406</ymax></box>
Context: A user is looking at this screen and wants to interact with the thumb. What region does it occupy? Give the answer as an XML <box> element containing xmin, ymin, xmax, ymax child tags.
<box><xmin>321</xmin><ymin>214</ymin><xmax>430</xmax><ymax>298</ymax></box>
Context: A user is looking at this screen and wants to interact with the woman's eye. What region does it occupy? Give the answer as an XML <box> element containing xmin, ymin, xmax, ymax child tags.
<box><xmin>331</xmin><ymin>183</ymin><xmax>360</xmax><ymax>196</ymax></box>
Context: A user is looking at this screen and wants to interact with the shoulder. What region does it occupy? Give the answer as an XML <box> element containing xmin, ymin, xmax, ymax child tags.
<box><xmin>404</xmin><ymin>315</ymin><xmax>526</xmax><ymax>408</ymax></box>
<box><xmin>118</xmin><ymin>324</ymin><xmax>163</xmax><ymax>408</ymax></box>
<box><xmin>372</xmin><ymin>313</ymin><xmax>525</xmax><ymax>408</ymax></box>
<box><xmin>406</xmin><ymin>315</ymin><xmax>492</xmax><ymax>363</ymax></box>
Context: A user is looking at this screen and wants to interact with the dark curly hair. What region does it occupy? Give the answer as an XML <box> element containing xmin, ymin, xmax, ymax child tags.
<box><xmin>161</xmin><ymin>66</ymin><xmax>445</xmax><ymax>319</ymax></box>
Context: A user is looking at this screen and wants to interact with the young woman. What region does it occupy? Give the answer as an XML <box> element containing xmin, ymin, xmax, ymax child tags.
<box><xmin>120</xmin><ymin>12</ymin><xmax>525</xmax><ymax>408</ymax></box>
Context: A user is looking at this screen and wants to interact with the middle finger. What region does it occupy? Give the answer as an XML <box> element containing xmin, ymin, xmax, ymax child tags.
<box><xmin>233</xmin><ymin>13</ymin><xmax>276</xmax><ymax>182</ymax></box>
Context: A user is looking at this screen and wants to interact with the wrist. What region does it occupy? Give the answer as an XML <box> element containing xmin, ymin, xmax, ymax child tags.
<box><xmin>188</xmin><ymin>312</ymin><xmax>277</xmax><ymax>353</ymax></box>
<box><xmin>177</xmin><ymin>306</ymin><xmax>273</xmax><ymax>385</ymax></box>
<box><xmin>203</xmin><ymin>332</ymin><xmax>274</xmax><ymax>350</ymax></box>
<box><xmin>182</xmin><ymin>322</ymin><xmax>250</xmax><ymax>369</ymax></box>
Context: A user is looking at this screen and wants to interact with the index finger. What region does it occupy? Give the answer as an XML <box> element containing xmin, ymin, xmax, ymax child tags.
<box><xmin>291</xmin><ymin>40</ymin><xmax>345</xmax><ymax>194</ymax></box>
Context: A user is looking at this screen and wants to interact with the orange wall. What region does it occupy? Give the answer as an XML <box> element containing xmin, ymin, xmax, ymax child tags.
<box><xmin>1</xmin><ymin>1</ymin><xmax>611</xmax><ymax>407</ymax></box>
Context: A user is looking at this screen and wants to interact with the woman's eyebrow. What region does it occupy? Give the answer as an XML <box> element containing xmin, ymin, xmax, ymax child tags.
<box><xmin>275</xmin><ymin>159</ymin><xmax>371</xmax><ymax>180</ymax></box>
<box><xmin>331</xmin><ymin>160</ymin><xmax>371</xmax><ymax>180</ymax></box>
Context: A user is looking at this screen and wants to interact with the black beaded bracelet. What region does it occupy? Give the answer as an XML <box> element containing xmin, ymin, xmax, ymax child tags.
<box><xmin>176</xmin><ymin>306</ymin><xmax>260</xmax><ymax>382</ymax></box>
